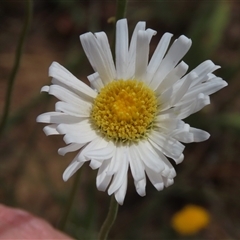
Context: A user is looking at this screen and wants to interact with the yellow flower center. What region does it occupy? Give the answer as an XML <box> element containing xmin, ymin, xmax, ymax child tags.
<box><xmin>91</xmin><ymin>79</ymin><xmax>157</xmax><ymax>142</ymax></box>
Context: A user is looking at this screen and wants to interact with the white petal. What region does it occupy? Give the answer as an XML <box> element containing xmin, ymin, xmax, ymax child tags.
<box><xmin>115</xmin><ymin>19</ymin><xmax>129</xmax><ymax>79</ymax></box>
<box><xmin>190</xmin><ymin>60</ymin><xmax>220</xmax><ymax>87</ymax></box>
<box><xmin>155</xmin><ymin>61</ymin><xmax>189</xmax><ymax>94</ymax></box>
<box><xmin>37</xmin><ymin>112</ymin><xmax>81</xmax><ymax>124</ymax></box>
<box><xmin>58</xmin><ymin>143</ymin><xmax>85</xmax><ymax>156</ymax></box>
<box><xmin>135</xmin><ymin>30</ymin><xmax>150</xmax><ymax>80</ymax></box>
<box><xmin>55</xmin><ymin>101</ymin><xmax>90</xmax><ymax>117</ymax></box>
<box><xmin>145</xmin><ymin>32</ymin><xmax>173</xmax><ymax>83</ymax></box>
<box><xmin>149</xmin><ymin>131</ymin><xmax>185</xmax><ymax>163</ymax></box>
<box><xmin>63</xmin><ymin>152</ymin><xmax>84</xmax><ymax>181</ymax></box>
<box><xmin>47</xmin><ymin>85</ymin><xmax>92</xmax><ymax>110</ymax></box>
<box><xmin>41</xmin><ymin>85</ymin><xmax>49</xmax><ymax>92</ymax></box>
<box><xmin>108</xmin><ymin>153</ymin><xmax>129</xmax><ymax>195</ymax></box>
<box><xmin>171</xmin><ymin>129</ymin><xmax>194</xmax><ymax>144</ymax></box>
<box><xmin>126</xmin><ymin>21</ymin><xmax>146</xmax><ymax>79</ymax></box>
<box><xmin>57</xmin><ymin>119</ymin><xmax>93</xmax><ymax>135</ymax></box>
<box><xmin>134</xmin><ymin>177</ymin><xmax>146</xmax><ymax>196</ymax></box>
<box><xmin>49</xmin><ymin>62</ymin><xmax>97</xmax><ymax>98</ymax></box>
<box><xmin>87</xmin><ymin>72</ymin><xmax>104</xmax><ymax>92</ymax></box>
<box><xmin>97</xmin><ymin>159</ymin><xmax>112</xmax><ymax>191</ymax></box>
<box><xmin>107</xmin><ymin>144</ymin><xmax>123</xmax><ymax>175</ymax></box>
<box><xmin>189</xmin><ymin>127</ymin><xmax>210</xmax><ymax>142</ymax></box>
<box><xmin>150</xmin><ymin>35</ymin><xmax>192</xmax><ymax>90</ymax></box>
<box><xmin>145</xmin><ymin>167</ymin><xmax>164</xmax><ymax>191</ymax></box>
<box><xmin>80</xmin><ymin>32</ymin><xmax>114</xmax><ymax>85</ymax></box>
<box><xmin>114</xmin><ymin>171</ymin><xmax>128</xmax><ymax>205</ymax></box>
<box><xmin>176</xmin><ymin>154</ymin><xmax>184</xmax><ymax>164</ymax></box>
<box><xmin>128</xmin><ymin>145</ymin><xmax>145</xmax><ymax>182</ymax></box>
<box><xmin>78</xmin><ymin>137</ymin><xmax>109</xmax><ymax>163</ymax></box>
<box><xmin>85</xmin><ymin>141</ymin><xmax>115</xmax><ymax>161</ymax></box>
<box><xmin>63</xmin><ymin>130</ymin><xmax>98</xmax><ymax>145</ymax></box>
<box><xmin>148</xmin><ymin>140</ymin><xmax>177</xmax><ymax>178</ymax></box>
<box><xmin>95</xmin><ymin>32</ymin><xmax>116</xmax><ymax>78</ymax></box>
<box><xmin>163</xmin><ymin>177</ymin><xmax>174</xmax><ymax>187</ymax></box>
<box><xmin>181</xmin><ymin>77</ymin><xmax>227</xmax><ymax>102</ymax></box>
<box><xmin>171</xmin><ymin>71</ymin><xmax>198</xmax><ymax>106</ymax></box>
<box><xmin>145</xmin><ymin>28</ymin><xmax>157</xmax><ymax>42</ymax></box>
<box><xmin>193</xmin><ymin>94</ymin><xmax>210</xmax><ymax>113</ymax></box>
<box><xmin>135</xmin><ymin>141</ymin><xmax>165</xmax><ymax>173</ymax></box>
<box><xmin>43</xmin><ymin>124</ymin><xmax>59</xmax><ymax>136</ymax></box>
<box><xmin>154</xmin><ymin>115</ymin><xmax>181</xmax><ymax>132</ymax></box>
<box><xmin>157</xmin><ymin>87</ymin><xmax>174</xmax><ymax>111</ymax></box>
<box><xmin>89</xmin><ymin>159</ymin><xmax>102</xmax><ymax>169</ymax></box>
<box><xmin>175</xmin><ymin>94</ymin><xmax>210</xmax><ymax>119</ymax></box>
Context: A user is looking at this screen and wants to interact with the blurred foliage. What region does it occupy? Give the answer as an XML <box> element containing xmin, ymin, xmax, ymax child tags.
<box><xmin>186</xmin><ymin>1</ymin><xmax>230</xmax><ymax>68</ymax></box>
<box><xmin>0</xmin><ymin>0</ymin><xmax>240</xmax><ymax>239</ymax></box>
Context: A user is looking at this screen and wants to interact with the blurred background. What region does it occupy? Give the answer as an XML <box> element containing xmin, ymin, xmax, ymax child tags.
<box><xmin>0</xmin><ymin>0</ymin><xmax>239</xmax><ymax>239</ymax></box>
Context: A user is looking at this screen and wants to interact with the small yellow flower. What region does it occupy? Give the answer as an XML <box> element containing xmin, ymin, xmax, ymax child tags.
<box><xmin>171</xmin><ymin>204</ymin><xmax>210</xmax><ymax>235</ymax></box>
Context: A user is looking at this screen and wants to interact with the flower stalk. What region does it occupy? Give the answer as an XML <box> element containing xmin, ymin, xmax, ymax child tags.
<box><xmin>116</xmin><ymin>0</ymin><xmax>127</xmax><ymax>22</ymax></box>
<box><xmin>0</xmin><ymin>0</ymin><xmax>32</xmax><ymax>137</ymax></box>
<box><xmin>58</xmin><ymin>169</ymin><xmax>81</xmax><ymax>231</ymax></box>
<box><xmin>98</xmin><ymin>195</ymin><xmax>119</xmax><ymax>240</ymax></box>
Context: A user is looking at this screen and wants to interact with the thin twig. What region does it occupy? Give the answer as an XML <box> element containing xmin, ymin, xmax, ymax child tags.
<box><xmin>98</xmin><ymin>195</ymin><xmax>119</xmax><ymax>240</ymax></box>
<box><xmin>0</xmin><ymin>0</ymin><xmax>32</xmax><ymax>137</ymax></box>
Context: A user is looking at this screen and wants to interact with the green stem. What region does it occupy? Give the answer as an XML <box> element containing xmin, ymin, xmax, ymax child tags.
<box><xmin>115</xmin><ymin>0</ymin><xmax>128</xmax><ymax>21</ymax></box>
<box><xmin>0</xmin><ymin>0</ymin><xmax>32</xmax><ymax>137</ymax></box>
<box><xmin>112</xmin><ymin>0</ymin><xmax>128</xmax><ymax>59</ymax></box>
<box><xmin>98</xmin><ymin>195</ymin><xmax>119</xmax><ymax>240</ymax></box>
<box><xmin>58</xmin><ymin>169</ymin><xmax>82</xmax><ymax>231</ymax></box>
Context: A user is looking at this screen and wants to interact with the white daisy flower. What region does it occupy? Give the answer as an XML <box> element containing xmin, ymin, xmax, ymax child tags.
<box><xmin>37</xmin><ymin>19</ymin><xmax>227</xmax><ymax>205</ymax></box>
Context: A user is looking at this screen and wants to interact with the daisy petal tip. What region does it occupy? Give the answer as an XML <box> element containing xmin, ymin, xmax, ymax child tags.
<box><xmin>43</xmin><ymin>125</ymin><xmax>58</xmax><ymax>136</ymax></box>
<box><xmin>114</xmin><ymin>194</ymin><xmax>124</xmax><ymax>205</ymax></box>
<box><xmin>50</xmin><ymin>61</ymin><xmax>58</xmax><ymax>66</ymax></box>
<box><xmin>36</xmin><ymin>116</ymin><xmax>40</xmax><ymax>123</ymax></box>
<box><xmin>179</xmin><ymin>35</ymin><xmax>192</xmax><ymax>47</ymax></box>
<box><xmin>48</xmin><ymin>61</ymin><xmax>60</xmax><ymax>76</ymax></box>
<box><xmin>204</xmin><ymin>59</ymin><xmax>220</xmax><ymax>70</ymax></box>
<box><xmin>190</xmin><ymin>128</ymin><xmax>211</xmax><ymax>142</ymax></box>
<box><xmin>48</xmin><ymin>61</ymin><xmax>56</xmax><ymax>70</ymax></box>
<box><xmin>79</xmin><ymin>32</ymin><xmax>91</xmax><ymax>42</ymax></box>
<box><xmin>97</xmin><ymin>186</ymin><xmax>105</xmax><ymax>192</ymax></box>
<box><xmin>164</xmin><ymin>178</ymin><xmax>174</xmax><ymax>187</ymax></box>
<box><xmin>107</xmin><ymin>188</ymin><xmax>114</xmax><ymax>196</ymax></box>
<box><xmin>89</xmin><ymin>160</ymin><xmax>101</xmax><ymax>170</ymax></box>
<box><xmin>62</xmin><ymin>172</ymin><xmax>69</xmax><ymax>182</ymax></box>
<box><xmin>97</xmin><ymin>178</ymin><xmax>111</xmax><ymax>192</ymax></box>
<box><xmin>164</xmin><ymin>32</ymin><xmax>173</xmax><ymax>38</ymax></box>
<box><xmin>222</xmin><ymin>80</ymin><xmax>228</xmax><ymax>87</ymax></box>
<box><xmin>155</xmin><ymin>183</ymin><xmax>164</xmax><ymax>191</ymax></box>
<box><xmin>136</xmin><ymin>188</ymin><xmax>146</xmax><ymax>197</ymax></box>
<box><xmin>176</xmin><ymin>154</ymin><xmax>184</xmax><ymax>164</ymax></box>
<box><xmin>36</xmin><ymin>114</ymin><xmax>45</xmax><ymax>123</ymax></box>
<box><xmin>63</xmin><ymin>135</ymin><xmax>71</xmax><ymax>145</ymax></box>
<box><xmin>202</xmin><ymin>132</ymin><xmax>210</xmax><ymax>141</ymax></box>
<box><xmin>56</xmin><ymin>124</ymin><xmax>65</xmax><ymax>135</ymax></box>
<box><xmin>58</xmin><ymin>148</ymin><xmax>65</xmax><ymax>156</ymax></box>
<box><xmin>40</xmin><ymin>86</ymin><xmax>49</xmax><ymax>93</ymax></box>
<box><xmin>169</xmin><ymin>169</ymin><xmax>177</xmax><ymax>179</ymax></box>
<box><xmin>117</xmin><ymin>18</ymin><xmax>127</xmax><ymax>25</ymax></box>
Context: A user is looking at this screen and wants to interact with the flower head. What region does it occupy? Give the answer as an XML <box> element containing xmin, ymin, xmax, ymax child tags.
<box><xmin>37</xmin><ymin>19</ymin><xmax>227</xmax><ymax>205</ymax></box>
<box><xmin>171</xmin><ymin>204</ymin><xmax>211</xmax><ymax>235</ymax></box>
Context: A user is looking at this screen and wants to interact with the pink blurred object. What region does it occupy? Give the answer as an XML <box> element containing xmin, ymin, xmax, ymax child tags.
<box><xmin>0</xmin><ymin>204</ymin><xmax>72</xmax><ymax>239</ymax></box>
